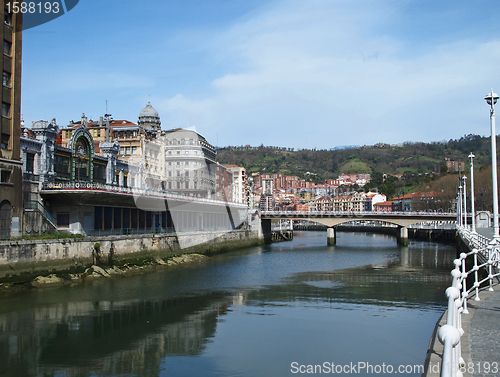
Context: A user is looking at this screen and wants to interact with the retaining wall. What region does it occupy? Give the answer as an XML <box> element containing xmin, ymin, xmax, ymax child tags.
<box><xmin>0</xmin><ymin>230</ymin><xmax>261</xmax><ymax>282</ymax></box>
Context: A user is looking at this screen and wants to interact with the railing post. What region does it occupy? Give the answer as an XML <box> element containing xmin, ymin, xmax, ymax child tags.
<box><xmin>438</xmin><ymin>286</ymin><xmax>463</xmax><ymax>377</ymax></box>
<box><xmin>460</xmin><ymin>253</ymin><xmax>469</xmax><ymax>314</ymax></box>
<box><xmin>472</xmin><ymin>248</ymin><xmax>481</xmax><ymax>301</ymax></box>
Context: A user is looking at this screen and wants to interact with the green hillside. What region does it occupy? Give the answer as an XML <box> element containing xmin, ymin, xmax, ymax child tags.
<box><xmin>216</xmin><ymin>134</ymin><xmax>491</xmax><ymax>183</ymax></box>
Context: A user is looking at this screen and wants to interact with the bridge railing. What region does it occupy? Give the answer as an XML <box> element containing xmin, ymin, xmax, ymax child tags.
<box><xmin>271</xmin><ymin>220</ymin><xmax>293</xmax><ymax>231</ymax></box>
<box><xmin>261</xmin><ymin>210</ymin><xmax>457</xmax><ymax>218</ymax></box>
<box><xmin>438</xmin><ymin>225</ymin><xmax>500</xmax><ymax>377</ymax></box>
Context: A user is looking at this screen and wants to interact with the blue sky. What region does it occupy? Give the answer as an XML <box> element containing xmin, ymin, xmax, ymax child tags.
<box><xmin>21</xmin><ymin>0</ymin><xmax>500</xmax><ymax>149</ymax></box>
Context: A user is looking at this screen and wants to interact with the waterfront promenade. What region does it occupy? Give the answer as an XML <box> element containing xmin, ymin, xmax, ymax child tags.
<box><xmin>424</xmin><ymin>228</ymin><xmax>500</xmax><ymax>377</ymax></box>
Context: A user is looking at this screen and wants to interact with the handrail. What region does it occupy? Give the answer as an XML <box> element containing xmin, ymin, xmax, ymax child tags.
<box><xmin>23</xmin><ymin>200</ymin><xmax>57</xmax><ymax>228</ymax></box>
<box><xmin>438</xmin><ymin>225</ymin><xmax>500</xmax><ymax>376</ymax></box>
<box><xmin>261</xmin><ymin>210</ymin><xmax>458</xmax><ymax>217</ymax></box>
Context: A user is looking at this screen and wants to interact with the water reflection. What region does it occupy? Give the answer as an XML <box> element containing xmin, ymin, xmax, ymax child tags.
<box><xmin>0</xmin><ymin>232</ymin><xmax>456</xmax><ymax>377</ymax></box>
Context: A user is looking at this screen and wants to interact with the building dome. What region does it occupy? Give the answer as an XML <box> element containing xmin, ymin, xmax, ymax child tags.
<box><xmin>138</xmin><ymin>102</ymin><xmax>161</xmax><ymax>131</ymax></box>
<box><xmin>140</xmin><ymin>102</ymin><xmax>159</xmax><ymax>118</ymax></box>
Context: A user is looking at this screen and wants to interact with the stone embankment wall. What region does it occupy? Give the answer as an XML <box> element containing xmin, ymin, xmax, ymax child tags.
<box><xmin>0</xmin><ymin>230</ymin><xmax>261</xmax><ymax>282</ymax></box>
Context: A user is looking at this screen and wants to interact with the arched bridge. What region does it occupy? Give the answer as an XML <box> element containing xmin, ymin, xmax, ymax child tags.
<box><xmin>259</xmin><ymin>210</ymin><xmax>459</xmax><ymax>245</ymax></box>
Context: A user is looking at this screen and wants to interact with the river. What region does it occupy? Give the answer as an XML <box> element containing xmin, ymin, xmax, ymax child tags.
<box><xmin>0</xmin><ymin>231</ymin><xmax>456</xmax><ymax>377</ymax></box>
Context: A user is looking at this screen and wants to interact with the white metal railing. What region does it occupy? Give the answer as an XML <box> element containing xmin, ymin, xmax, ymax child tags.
<box><xmin>261</xmin><ymin>210</ymin><xmax>458</xmax><ymax>218</ymax></box>
<box><xmin>438</xmin><ymin>225</ymin><xmax>500</xmax><ymax>377</ymax></box>
<box><xmin>271</xmin><ymin>220</ymin><xmax>293</xmax><ymax>231</ymax></box>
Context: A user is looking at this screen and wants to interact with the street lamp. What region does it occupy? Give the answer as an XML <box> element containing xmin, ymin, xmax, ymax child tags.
<box><xmin>485</xmin><ymin>90</ymin><xmax>500</xmax><ymax>239</ymax></box>
<box><xmin>463</xmin><ymin>175</ymin><xmax>467</xmax><ymax>228</ymax></box>
<box><xmin>457</xmin><ymin>179</ymin><xmax>463</xmax><ymax>227</ymax></box>
<box><xmin>469</xmin><ymin>153</ymin><xmax>476</xmax><ymax>232</ymax></box>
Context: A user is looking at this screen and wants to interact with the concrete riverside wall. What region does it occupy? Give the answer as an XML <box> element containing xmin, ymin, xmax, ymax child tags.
<box><xmin>0</xmin><ymin>229</ymin><xmax>261</xmax><ymax>282</ymax></box>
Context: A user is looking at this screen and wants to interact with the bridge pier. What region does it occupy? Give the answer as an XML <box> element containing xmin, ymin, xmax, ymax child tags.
<box><xmin>260</xmin><ymin>218</ymin><xmax>272</xmax><ymax>244</ymax></box>
<box><xmin>327</xmin><ymin>227</ymin><xmax>336</xmax><ymax>246</ymax></box>
<box><xmin>398</xmin><ymin>226</ymin><xmax>408</xmax><ymax>246</ymax></box>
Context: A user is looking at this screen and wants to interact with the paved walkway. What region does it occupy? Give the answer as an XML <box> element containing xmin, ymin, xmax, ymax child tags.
<box><xmin>469</xmin><ymin>283</ymin><xmax>500</xmax><ymax>377</ymax></box>
<box><xmin>423</xmin><ymin>281</ymin><xmax>500</xmax><ymax>377</ymax></box>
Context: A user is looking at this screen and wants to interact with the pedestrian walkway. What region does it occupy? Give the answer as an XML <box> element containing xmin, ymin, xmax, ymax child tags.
<box><xmin>423</xmin><ymin>281</ymin><xmax>500</xmax><ymax>377</ymax></box>
<box><xmin>469</xmin><ymin>282</ymin><xmax>500</xmax><ymax>377</ymax></box>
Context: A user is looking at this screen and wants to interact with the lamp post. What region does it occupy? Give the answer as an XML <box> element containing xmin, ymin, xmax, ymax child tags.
<box><xmin>463</xmin><ymin>175</ymin><xmax>467</xmax><ymax>228</ymax></box>
<box><xmin>469</xmin><ymin>153</ymin><xmax>476</xmax><ymax>232</ymax></box>
<box><xmin>485</xmin><ymin>90</ymin><xmax>500</xmax><ymax>239</ymax></box>
<box><xmin>457</xmin><ymin>179</ymin><xmax>463</xmax><ymax>227</ymax></box>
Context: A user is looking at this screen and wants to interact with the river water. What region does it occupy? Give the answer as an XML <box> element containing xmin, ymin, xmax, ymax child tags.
<box><xmin>0</xmin><ymin>231</ymin><xmax>456</xmax><ymax>377</ymax></box>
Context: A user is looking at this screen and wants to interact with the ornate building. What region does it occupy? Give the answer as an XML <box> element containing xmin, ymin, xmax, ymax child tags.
<box><xmin>138</xmin><ymin>101</ymin><xmax>161</xmax><ymax>131</ymax></box>
<box><xmin>18</xmin><ymin>105</ymin><xmax>244</xmax><ymax>236</ymax></box>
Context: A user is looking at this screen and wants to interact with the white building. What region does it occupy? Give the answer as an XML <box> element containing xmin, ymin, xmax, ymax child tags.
<box><xmin>224</xmin><ymin>165</ymin><xmax>248</xmax><ymax>204</ymax></box>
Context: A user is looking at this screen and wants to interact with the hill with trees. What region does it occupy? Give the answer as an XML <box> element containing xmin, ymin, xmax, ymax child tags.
<box><xmin>217</xmin><ymin>134</ymin><xmax>491</xmax><ymax>180</ymax></box>
<box><xmin>216</xmin><ymin>134</ymin><xmax>498</xmax><ymax>211</ymax></box>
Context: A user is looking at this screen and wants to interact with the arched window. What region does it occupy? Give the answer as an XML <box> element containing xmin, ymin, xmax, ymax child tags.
<box><xmin>73</xmin><ymin>135</ymin><xmax>92</xmax><ymax>182</ymax></box>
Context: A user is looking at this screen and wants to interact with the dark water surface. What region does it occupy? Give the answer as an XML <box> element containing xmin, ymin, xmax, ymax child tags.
<box><xmin>0</xmin><ymin>231</ymin><xmax>456</xmax><ymax>376</ymax></box>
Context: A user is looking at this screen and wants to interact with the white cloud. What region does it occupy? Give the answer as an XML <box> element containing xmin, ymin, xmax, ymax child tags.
<box><xmin>23</xmin><ymin>0</ymin><xmax>499</xmax><ymax>148</ymax></box>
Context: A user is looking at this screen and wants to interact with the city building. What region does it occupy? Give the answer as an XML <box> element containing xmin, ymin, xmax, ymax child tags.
<box><xmin>162</xmin><ymin>128</ymin><xmax>217</xmax><ymax>198</ymax></box>
<box><xmin>391</xmin><ymin>193</ymin><xmax>416</xmax><ymax>212</ymax></box>
<box><xmin>0</xmin><ymin>1</ymin><xmax>22</xmax><ymax>238</ymax></box>
<box><xmin>373</xmin><ymin>201</ymin><xmax>392</xmax><ymax>212</ymax></box>
<box><xmin>19</xmin><ymin>118</ymin><xmax>245</xmax><ymax>236</ymax></box>
<box><xmin>260</xmin><ymin>178</ymin><xmax>275</xmax><ymax>211</ymax></box>
<box><xmin>364</xmin><ymin>192</ymin><xmax>387</xmax><ymax>211</ymax></box>
<box><xmin>224</xmin><ymin>164</ymin><xmax>248</xmax><ymax>204</ymax></box>
<box><xmin>443</xmin><ymin>158</ymin><xmax>465</xmax><ymax>173</ymax></box>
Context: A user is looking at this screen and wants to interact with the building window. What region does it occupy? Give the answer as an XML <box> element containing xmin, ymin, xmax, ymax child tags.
<box><xmin>185</xmin><ymin>161</ymin><xmax>189</xmax><ymax>165</ymax></box>
<box><xmin>93</xmin><ymin>129</ymin><xmax>98</xmax><ymax>137</ymax></box>
<box><xmin>132</xmin><ymin>146</ymin><xmax>137</xmax><ymax>154</ymax></box>
<box><xmin>57</xmin><ymin>213</ymin><xmax>70</xmax><ymax>227</ymax></box>
<box><xmin>2</xmin><ymin>71</ymin><xmax>10</xmax><ymax>86</ymax></box>
<box><xmin>194</xmin><ymin>181</ymin><xmax>197</xmax><ymax>189</ymax></box>
<box><xmin>97</xmin><ymin>129</ymin><xmax>101</xmax><ymax>137</ymax></box>
<box><xmin>177</xmin><ymin>151</ymin><xmax>180</xmax><ymax>155</ymax></box>
<box><xmin>4</xmin><ymin>9</ymin><xmax>12</xmax><ymax>25</ymax></box>
<box><xmin>176</xmin><ymin>162</ymin><xmax>180</xmax><ymax>166</ymax></box>
<box><xmin>168</xmin><ymin>151</ymin><xmax>172</xmax><ymax>155</ymax></box>
<box><xmin>125</xmin><ymin>147</ymin><xmax>130</xmax><ymax>154</ymax></box>
<box><xmin>26</xmin><ymin>153</ymin><xmax>35</xmax><ymax>173</ymax></box>
<box><xmin>177</xmin><ymin>182</ymin><xmax>181</xmax><ymax>189</ymax></box>
<box><xmin>120</xmin><ymin>147</ymin><xmax>124</xmax><ymax>154</ymax></box>
<box><xmin>0</xmin><ymin>133</ymin><xmax>9</xmax><ymax>148</ymax></box>
<box><xmin>185</xmin><ymin>171</ymin><xmax>189</xmax><ymax>177</ymax></box>
<box><xmin>176</xmin><ymin>171</ymin><xmax>180</xmax><ymax>177</ymax></box>
<box><xmin>185</xmin><ymin>181</ymin><xmax>189</xmax><ymax>189</ymax></box>
<box><xmin>0</xmin><ymin>169</ymin><xmax>11</xmax><ymax>183</ymax></box>
<box><xmin>168</xmin><ymin>171</ymin><xmax>172</xmax><ymax>177</ymax></box>
<box><xmin>3</xmin><ymin>40</ymin><xmax>11</xmax><ymax>55</ymax></box>
<box><xmin>1</xmin><ymin>102</ymin><xmax>10</xmax><ymax>117</ymax></box>
<box><xmin>168</xmin><ymin>182</ymin><xmax>172</xmax><ymax>189</ymax></box>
